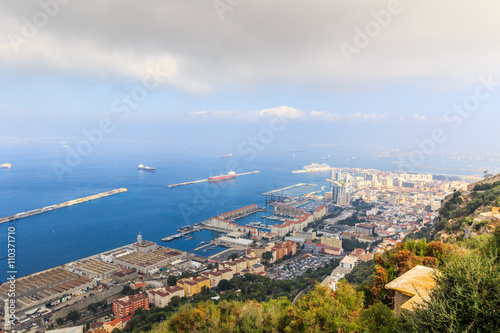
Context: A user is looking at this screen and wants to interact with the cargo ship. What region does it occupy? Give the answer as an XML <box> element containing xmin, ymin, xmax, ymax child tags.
<box><xmin>138</xmin><ymin>164</ymin><xmax>156</xmax><ymax>172</ymax></box>
<box><xmin>219</xmin><ymin>153</ymin><xmax>234</xmax><ymax>158</ymax></box>
<box><xmin>209</xmin><ymin>171</ymin><xmax>236</xmax><ymax>182</ymax></box>
<box><xmin>0</xmin><ymin>163</ymin><xmax>12</xmax><ymax>169</ymax></box>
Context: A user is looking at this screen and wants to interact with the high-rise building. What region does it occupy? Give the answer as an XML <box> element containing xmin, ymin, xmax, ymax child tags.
<box><xmin>338</xmin><ymin>191</ymin><xmax>351</xmax><ymax>207</ymax></box>
<box><xmin>331</xmin><ymin>181</ymin><xmax>346</xmax><ymax>203</ymax></box>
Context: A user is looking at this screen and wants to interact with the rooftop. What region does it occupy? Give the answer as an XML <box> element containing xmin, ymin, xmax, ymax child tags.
<box><xmin>385</xmin><ymin>265</ymin><xmax>436</xmax><ymax>312</ymax></box>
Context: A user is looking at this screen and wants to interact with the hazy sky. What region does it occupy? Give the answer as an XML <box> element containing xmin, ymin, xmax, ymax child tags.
<box><xmin>1</xmin><ymin>0</ymin><xmax>499</xmax><ymax>152</ymax></box>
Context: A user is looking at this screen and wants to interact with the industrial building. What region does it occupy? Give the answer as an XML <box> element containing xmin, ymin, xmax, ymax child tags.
<box><xmin>1</xmin><ymin>267</ymin><xmax>96</xmax><ymax>329</ymax></box>
<box><xmin>65</xmin><ymin>258</ymin><xmax>119</xmax><ymax>280</ymax></box>
<box><xmin>113</xmin><ymin>247</ymin><xmax>186</xmax><ymax>275</ymax></box>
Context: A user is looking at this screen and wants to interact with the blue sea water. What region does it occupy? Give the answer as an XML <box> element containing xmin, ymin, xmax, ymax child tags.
<box><xmin>0</xmin><ymin>142</ymin><xmax>490</xmax><ymax>282</ymax></box>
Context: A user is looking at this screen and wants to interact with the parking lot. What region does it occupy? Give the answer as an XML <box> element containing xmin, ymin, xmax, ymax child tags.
<box><xmin>267</xmin><ymin>255</ymin><xmax>332</xmax><ymax>280</ymax></box>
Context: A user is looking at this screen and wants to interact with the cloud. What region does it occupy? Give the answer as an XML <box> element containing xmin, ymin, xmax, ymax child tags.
<box><xmin>309</xmin><ymin>111</ymin><xmax>343</xmax><ymax>122</ymax></box>
<box><xmin>2</xmin><ymin>0</ymin><xmax>500</xmax><ymax>92</ymax></box>
<box><xmin>0</xmin><ymin>10</ymin><xmax>211</xmax><ymax>93</ymax></box>
<box><xmin>190</xmin><ymin>107</ymin><xmax>386</xmax><ymax>122</ymax></box>
<box><xmin>190</xmin><ymin>106</ymin><xmax>304</xmax><ymax>121</ymax></box>
<box><xmin>248</xmin><ymin>106</ymin><xmax>305</xmax><ymax>119</ymax></box>
<box><xmin>346</xmin><ymin>112</ymin><xmax>386</xmax><ymax>122</ymax></box>
<box><xmin>310</xmin><ymin>111</ymin><xmax>386</xmax><ymax>122</ymax></box>
<box><xmin>413</xmin><ymin>114</ymin><xmax>428</xmax><ymax>121</ymax></box>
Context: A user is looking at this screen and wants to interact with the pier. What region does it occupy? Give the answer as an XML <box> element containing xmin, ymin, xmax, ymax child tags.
<box><xmin>167</xmin><ymin>171</ymin><xmax>259</xmax><ymax>188</ymax></box>
<box><xmin>161</xmin><ymin>227</ymin><xmax>200</xmax><ymax>242</ymax></box>
<box><xmin>0</xmin><ymin>188</ymin><xmax>128</xmax><ymax>224</ymax></box>
<box><xmin>262</xmin><ymin>183</ymin><xmax>317</xmax><ymax>199</ymax></box>
<box><xmin>193</xmin><ymin>242</ymin><xmax>215</xmax><ymax>252</ymax></box>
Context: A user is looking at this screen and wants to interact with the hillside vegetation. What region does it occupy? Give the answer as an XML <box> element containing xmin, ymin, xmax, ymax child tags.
<box><xmin>434</xmin><ymin>178</ymin><xmax>500</xmax><ymax>242</ymax></box>
<box><xmin>142</xmin><ymin>229</ymin><xmax>500</xmax><ymax>332</ymax></box>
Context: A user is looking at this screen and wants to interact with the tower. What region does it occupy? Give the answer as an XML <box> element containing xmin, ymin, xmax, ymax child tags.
<box><xmin>137</xmin><ymin>232</ymin><xmax>142</xmax><ymax>243</ymax></box>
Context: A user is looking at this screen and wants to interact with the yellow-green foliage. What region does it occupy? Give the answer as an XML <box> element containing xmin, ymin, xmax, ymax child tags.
<box><xmin>149</xmin><ymin>283</ymin><xmax>365</xmax><ymax>333</ymax></box>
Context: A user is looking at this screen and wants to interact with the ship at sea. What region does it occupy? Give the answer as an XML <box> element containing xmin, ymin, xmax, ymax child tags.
<box><xmin>219</xmin><ymin>153</ymin><xmax>234</xmax><ymax>158</ymax></box>
<box><xmin>138</xmin><ymin>164</ymin><xmax>156</xmax><ymax>172</ymax></box>
<box><xmin>209</xmin><ymin>171</ymin><xmax>236</xmax><ymax>182</ymax></box>
<box><xmin>0</xmin><ymin>163</ymin><xmax>12</xmax><ymax>169</ymax></box>
<box><xmin>291</xmin><ymin>162</ymin><xmax>331</xmax><ymax>173</ymax></box>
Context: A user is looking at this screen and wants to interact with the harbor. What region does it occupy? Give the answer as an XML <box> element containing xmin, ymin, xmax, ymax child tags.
<box><xmin>167</xmin><ymin>170</ymin><xmax>260</xmax><ymax>188</ymax></box>
<box><xmin>0</xmin><ymin>188</ymin><xmax>128</xmax><ymax>224</ymax></box>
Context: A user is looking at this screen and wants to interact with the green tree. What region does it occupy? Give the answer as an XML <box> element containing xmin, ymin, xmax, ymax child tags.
<box><xmin>217</xmin><ymin>279</ymin><xmax>233</xmax><ymax>291</ymax></box>
<box><xmin>87</xmin><ymin>302</ymin><xmax>98</xmax><ymax>314</ymax></box>
<box><xmin>66</xmin><ymin>310</ymin><xmax>80</xmax><ymax>323</ymax></box>
<box><xmin>228</xmin><ymin>252</ymin><xmax>239</xmax><ymax>260</ymax></box>
<box><xmin>262</xmin><ymin>251</ymin><xmax>273</xmax><ymax>262</ymax></box>
<box><xmin>167</xmin><ymin>275</ymin><xmax>178</xmax><ymax>287</ymax></box>
<box><xmin>284</xmin><ymin>282</ymin><xmax>364</xmax><ymax>332</ymax></box>
<box><xmin>56</xmin><ymin>317</ymin><xmax>64</xmax><ymax>326</ymax></box>
<box><xmin>484</xmin><ymin>225</ymin><xmax>500</xmax><ymax>262</ymax></box>
<box><xmin>359</xmin><ymin>302</ymin><xmax>396</xmax><ymax>333</ymax></box>
<box><xmin>121</xmin><ymin>285</ymin><xmax>137</xmax><ymax>295</ymax></box>
<box><xmin>400</xmin><ymin>251</ymin><xmax>500</xmax><ymax>332</ymax></box>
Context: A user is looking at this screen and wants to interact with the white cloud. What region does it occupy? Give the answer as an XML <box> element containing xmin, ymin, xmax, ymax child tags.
<box><xmin>413</xmin><ymin>114</ymin><xmax>428</xmax><ymax>121</ymax></box>
<box><xmin>346</xmin><ymin>112</ymin><xmax>386</xmax><ymax>122</ymax></box>
<box><xmin>190</xmin><ymin>107</ymin><xmax>386</xmax><ymax>122</ymax></box>
<box><xmin>248</xmin><ymin>106</ymin><xmax>305</xmax><ymax>119</ymax></box>
<box><xmin>309</xmin><ymin>111</ymin><xmax>343</xmax><ymax>122</ymax></box>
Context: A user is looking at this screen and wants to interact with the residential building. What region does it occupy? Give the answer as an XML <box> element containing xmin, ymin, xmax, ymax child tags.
<box><xmin>103</xmin><ymin>318</ymin><xmax>122</xmax><ymax>333</ymax></box>
<box><xmin>320</xmin><ymin>236</ymin><xmax>342</xmax><ymax>248</ymax></box>
<box><xmin>304</xmin><ymin>242</ymin><xmax>324</xmax><ymax>255</ymax></box>
<box><xmin>313</xmin><ymin>205</ymin><xmax>328</xmax><ymax>220</ymax></box>
<box><xmin>340</xmin><ymin>256</ymin><xmax>358</xmax><ymax>269</ymax></box>
<box><xmin>177</xmin><ymin>276</ymin><xmax>210</xmax><ymax>297</ymax></box>
<box><xmin>112</xmin><ymin>294</ymin><xmax>149</xmax><ymax>318</ymax></box>
<box><xmin>323</xmin><ymin>246</ymin><xmax>343</xmax><ymax>256</ymax></box>
<box><xmin>355</xmin><ymin>223</ymin><xmax>377</xmax><ymax>235</ymax></box>
<box><xmin>292</xmin><ymin>230</ymin><xmax>316</xmax><ymax>241</ymax></box>
<box><xmin>148</xmin><ymin>285</ymin><xmax>184</xmax><ymax>308</ymax></box>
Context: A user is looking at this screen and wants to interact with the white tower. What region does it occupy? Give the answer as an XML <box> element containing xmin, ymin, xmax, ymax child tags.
<box><xmin>137</xmin><ymin>232</ymin><xmax>142</xmax><ymax>243</ymax></box>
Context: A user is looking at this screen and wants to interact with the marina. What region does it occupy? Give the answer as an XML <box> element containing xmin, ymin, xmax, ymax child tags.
<box><xmin>167</xmin><ymin>171</ymin><xmax>260</xmax><ymax>188</ymax></box>
<box><xmin>0</xmin><ymin>188</ymin><xmax>128</xmax><ymax>224</ymax></box>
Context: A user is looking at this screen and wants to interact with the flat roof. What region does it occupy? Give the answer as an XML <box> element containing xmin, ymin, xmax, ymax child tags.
<box><xmin>218</xmin><ymin>236</ymin><xmax>253</xmax><ymax>246</ymax></box>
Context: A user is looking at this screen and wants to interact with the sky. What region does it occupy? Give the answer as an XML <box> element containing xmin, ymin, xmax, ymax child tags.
<box><xmin>1</xmin><ymin>0</ymin><xmax>500</xmax><ymax>153</ymax></box>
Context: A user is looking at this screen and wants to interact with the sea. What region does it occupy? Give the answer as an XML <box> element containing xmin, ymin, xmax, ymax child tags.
<box><xmin>0</xmin><ymin>142</ymin><xmax>493</xmax><ymax>282</ymax></box>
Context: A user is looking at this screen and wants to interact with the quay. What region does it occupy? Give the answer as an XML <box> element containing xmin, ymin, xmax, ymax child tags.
<box><xmin>167</xmin><ymin>171</ymin><xmax>259</xmax><ymax>188</ymax></box>
<box><xmin>0</xmin><ymin>188</ymin><xmax>128</xmax><ymax>224</ymax></box>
